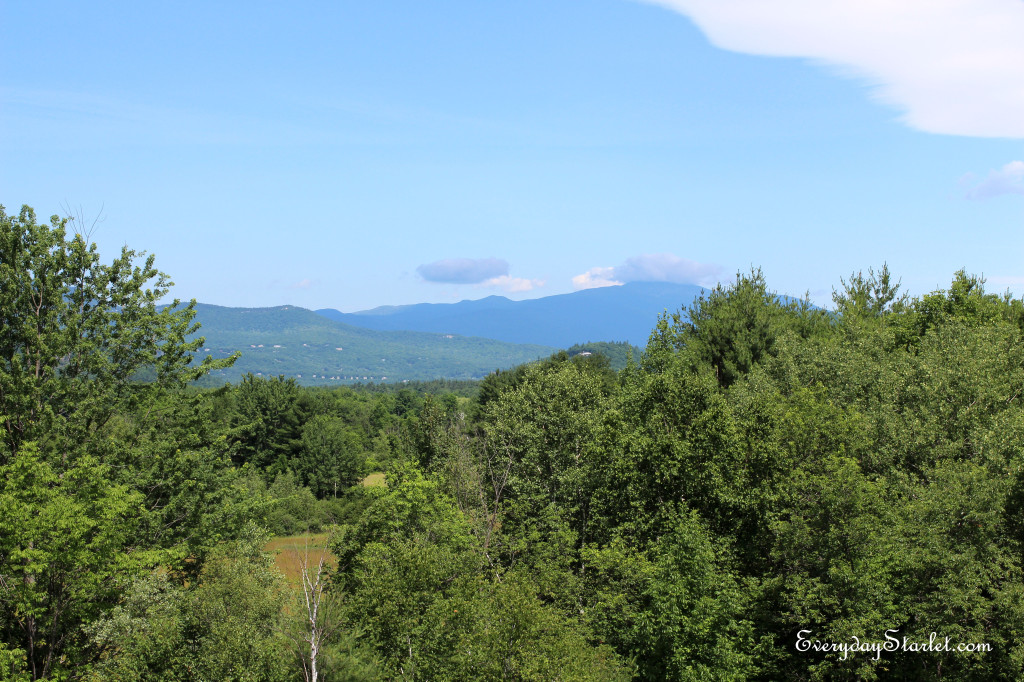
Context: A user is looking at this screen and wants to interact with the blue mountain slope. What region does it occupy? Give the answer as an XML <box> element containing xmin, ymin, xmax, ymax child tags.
<box><xmin>316</xmin><ymin>282</ymin><xmax>706</xmax><ymax>348</ymax></box>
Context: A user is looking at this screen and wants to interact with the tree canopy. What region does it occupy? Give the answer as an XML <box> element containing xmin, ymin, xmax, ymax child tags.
<box><xmin>3</xmin><ymin>203</ymin><xmax>1022</xmax><ymax>680</ymax></box>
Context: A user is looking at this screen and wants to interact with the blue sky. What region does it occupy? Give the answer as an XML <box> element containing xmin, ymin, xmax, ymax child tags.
<box><xmin>2</xmin><ymin>0</ymin><xmax>1022</xmax><ymax>311</ymax></box>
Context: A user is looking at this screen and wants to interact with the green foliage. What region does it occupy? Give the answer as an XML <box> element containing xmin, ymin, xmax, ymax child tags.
<box><xmin>0</xmin><ymin>205</ymin><xmax>248</xmax><ymax>678</ymax></box>
<box><xmin>98</xmin><ymin>391</ymin><xmax>267</xmax><ymax>573</ymax></box>
<box><xmin>87</xmin><ymin>525</ymin><xmax>293</xmax><ymax>681</ymax></box>
<box><xmin>582</xmin><ymin>514</ymin><xmax>760</xmax><ymax>682</ymax></box>
<box><xmin>566</xmin><ymin>341</ymin><xmax>641</xmax><ymax>371</ymax></box>
<box><xmin>299</xmin><ymin>414</ymin><xmax>366</xmax><ymax>497</ymax></box>
<box><xmin>643</xmin><ymin>511</ymin><xmax>759</xmax><ymax>680</ymax></box>
<box><xmin>476</xmin><ymin>346</ymin><xmax>617</xmax><ymax>416</ymax></box>
<box><xmin>482</xmin><ymin>358</ymin><xmax>611</xmax><ymax>567</ymax></box>
<box><xmin>6</xmin><ymin>216</ymin><xmax>1024</xmax><ymax>682</ymax></box>
<box><xmin>264</xmin><ymin>471</ymin><xmax>321</xmax><ymax>536</ymax></box>
<box><xmin>650</xmin><ymin>268</ymin><xmax>826</xmax><ymax>387</ymax></box>
<box><xmin>230</xmin><ymin>374</ymin><xmax>308</xmax><ymax>474</ymax></box>
<box><xmin>0</xmin><ymin>641</ymin><xmax>30</xmax><ymax>682</ymax></box>
<box><xmin>410</xmin><ymin>267</ymin><xmax>1024</xmax><ymax>680</ymax></box>
<box><xmin>330</xmin><ymin>461</ymin><xmax>630</xmax><ymax>679</ymax></box>
<box><xmin>346</xmin><ymin>377</ymin><xmax>481</xmax><ymax>398</ymax></box>
<box><xmin>0</xmin><ymin>443</ymin><xmax>141</xmax><ymax>679</ymax></box>
<box><xmin>0</xmin><ymin>205</ymin><xmax>235</xmax><ymax>460</ymax></box>
<box><xmin>596</xmin><ymin>360</ymin><xmax>743</xmax><ymax>547</ymax></box>
<box><xmin>832</xmin><ymin>263</ymin><xmax>907</xmax><ymax>321</ymax></box>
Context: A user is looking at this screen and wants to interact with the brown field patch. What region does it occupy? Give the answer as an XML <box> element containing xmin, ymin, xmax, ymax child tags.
<box><xmin>361</xmin><ymin>472</ymin><xmax>386</xmax><ymax>487</ymax></box>
<box><xmin>265</xmin><ymin>533</ymin><xmax>336</xmax><ymax>584</ymax></box>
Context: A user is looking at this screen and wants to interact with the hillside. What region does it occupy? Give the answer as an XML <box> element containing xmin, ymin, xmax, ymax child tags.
<box><xmin>316</xmin><ymin>281</ymin><xmax>706</xmax><ymax>348</ymax></box>
<box><xmin>187</xmin><ymin>304</ymin><xmax>555</xmax><ymax>386</ymax></box>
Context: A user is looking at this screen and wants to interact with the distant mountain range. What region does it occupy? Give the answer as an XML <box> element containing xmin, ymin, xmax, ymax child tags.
<box><xmin>186</xmin><ymin>282</ymin><xmax>706</xmax><ymax>386</ymax></box>
<box><xmin>316</xmin><ymin>281</ymin><xmax>706</xmax><ymax>348</ymax></box>
<box><xmin>187</xmin><ymin>304</ymin><xmax>554</xmax><ymax>386</ymax></box>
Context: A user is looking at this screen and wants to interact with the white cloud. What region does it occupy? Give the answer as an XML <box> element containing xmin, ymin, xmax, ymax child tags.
<box><xmin>616</xmin><ymin>253</ymin><xmax>722</xmax><ymax>284</ymax></box>
<box><xmin>572</xmin><ymin>267</ymin><xmax>623</xmax><ymax>290</ymax></box>
<box><xmin>964</xmin><ymin>160</ymin><xmax>1024</xmax><ymax>199</ymax></box>
<box><xmin>289</xmin><ymin>278</ymin><xmax>317</xmax><ymax>289</ymax></box>
<box><xmin>480</xmin><ymin>275</ymin><xmax>545</xmax><ymax>293</ymax></box>
<box><xmin>416</xmin><ymin>258</ymin><xmax>542</xmax><ymax>292</ymax></box>
<box><xmin>417</xmin><ymin>257</ymin><xmax>509</xmax><ymax>284</ymax></box>
<box><xmin>640</xmin><ymin>0</ymin><xmax>1024</xmax><ymax>138</ymax></box>
<box><xmin>573</xmin><ymin>253</ymin><xmax>721</xmax><ymax>290</ymax></box>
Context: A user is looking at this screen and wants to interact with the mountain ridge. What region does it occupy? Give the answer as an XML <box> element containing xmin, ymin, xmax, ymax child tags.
<box><xmin>185</xmin><ymin>303</ymin><xmax>555</xmax><ymax>386</ymax></box>
<box><xmin>316</xmin><ymin>281</ymin><xmax>707</xmax><ymax>348</ymax></box>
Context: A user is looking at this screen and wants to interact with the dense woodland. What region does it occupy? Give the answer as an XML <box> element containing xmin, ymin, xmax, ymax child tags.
<box><xmin>3</xmin><ymin>205</ymin><xmax>1024</xmax><ymax>680</ymax></box>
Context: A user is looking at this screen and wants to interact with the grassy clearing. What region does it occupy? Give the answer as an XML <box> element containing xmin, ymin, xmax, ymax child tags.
<box><xmin>265</xmin><ymin>476</ymin><xmax>384</xmax><ymax>583</ymax></box>
<box><xmin>265</xmin><ymin>533</ymin><xmax>336</xmax><ymax>584</ymax></box>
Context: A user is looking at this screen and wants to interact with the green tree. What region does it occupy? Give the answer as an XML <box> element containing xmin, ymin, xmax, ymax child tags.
<box><xmin>0</xmin><ymin>444</ymin><xmax>139</xmax><ymax>680</ymax></box>
<box><xmin>300</xmin><ymin>414</ymin><xmax>365</xmax><ymax>498</ymax></box>
<box><xmin>230</xmin><ymin>374</ymin><xmax>308</xmax><ymax>474</ymax></box>
<box><xmin>0</xmin><ymin>205</ymin><xmax>233</xmax><ymax>461</ymax></box>
<box><xmin>480</xmin><ymin>358</ymin><xmax>613</xmax><ymax>608</ymax></box>
<box><xmin>0</xmin><ymin>205</ymin><xmax>238</xmax><ymax>678</ymax></box>
<box><xmin>87</xmin><ymin>525</ymin><xmax>293</xmax><ymax>681</ymax></box>
<box><xmin>650</xmin><ymin>268</ymin><xmax>825</xmax><ymax>387</ymax></box>
<box><xmin>331</xmin><ymin>462</ymin><xmax>628</xmax><ymax>679</ymax></box>
<box><xmin>832</xmin><ymin>263</ymin><xmax>907</xmax><ymax>322</ymax></box>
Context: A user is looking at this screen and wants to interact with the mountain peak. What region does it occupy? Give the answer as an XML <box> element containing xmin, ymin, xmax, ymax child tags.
<box><xmin>315</xmin><ymin>282</ymin><xmax>705</xmax><ymax>347</ymax></box>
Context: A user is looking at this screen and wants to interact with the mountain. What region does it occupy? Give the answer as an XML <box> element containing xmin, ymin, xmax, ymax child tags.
<box><xmin>316</xmin><ymin>281</ymin><xmax>706</xmax><ymax>348</ymax></box>
<box><xmin>186</xmin><ymin>304</ymin><xmax>555</xmax><ymax>386</ymax></box>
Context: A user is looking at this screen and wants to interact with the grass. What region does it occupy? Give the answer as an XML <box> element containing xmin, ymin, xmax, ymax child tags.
<box><xmin>265</xmin><ymin>533</ymin><xmax>336</xmax><ymax>584</ymax></box>
<box><xmin>265</xmin><ymin>475</ymin><xmax>384</xmax><ymax>583</ymax></box>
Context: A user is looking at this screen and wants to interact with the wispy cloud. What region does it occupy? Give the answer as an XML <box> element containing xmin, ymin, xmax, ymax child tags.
<box><xmin>0</xmin><ymin>88</ymin><xmax>356</xmax><ymax>151</ymax></box>
<box><xmin>573</xmin><ymin>253</ymin><xmax>721</xmax><ymax>290</ymax></box>
<box><xmin>417</xmin><ymin>257</ymin><xmax>509</xmax><ymax>284</ymax></box>
<box><xmin>572</xmin><ymin>266</ymin><xmax>623</xmax><ymax>290</ymax></box>
<box><xmin>617</xmin><ymin>253</ymin><xmax>721</xmax><ymax>284</ymax></box>
<box><xmin>480</xmin><ymin>275</ymin><xmax>545</xmax><ymax>293</ymax></box>
<box><xmin>640</xmin><ymin>0</ymin><xmax>1024</xmax><ymax>138</ymax></box>
<box><xmin>289</xmin><ymin>278</ymin><xmax>317</xmax><ymax>290</ymax></box>
<box><xmin>963</xmin><ymin>161</ymin><xmax>1024</xmax><ymax>199</ymax></box>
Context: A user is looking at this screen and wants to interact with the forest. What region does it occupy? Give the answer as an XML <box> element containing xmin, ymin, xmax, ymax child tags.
<box><xmin>3</xmin><ymin>204</ymin><xmax>1024</xmax><ymax>680</ymax></box>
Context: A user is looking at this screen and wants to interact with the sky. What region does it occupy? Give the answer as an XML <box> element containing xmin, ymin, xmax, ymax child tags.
<box><xmin>2</xmin><ymin>0</ymin><xmax>1022</xmax><ymax>311</ymax></box>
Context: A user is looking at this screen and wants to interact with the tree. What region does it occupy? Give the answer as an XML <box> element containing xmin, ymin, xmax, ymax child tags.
<box><xmin>230</xmin><ymin>374</ymin><xmax>307</xmax><ymax>474</ymax></box>
<box><xmin>330</xmin><ymin>462</ymin><xmax>629</xmax><ymax>679</ymax></box>
<box><xmin>87</xmin><ymin>525</ymin><xmax>293</xmax><ymax>681</ymax></box>
<box><xmin>653</xmin><ymin>268</ymin><xmax>825</xmax><ymax>388</ymax></box>
<box><xmin>832</xmin><ymin>263</ymin><xmax>906</xmax><ymax>321</ymax></box>
<box><xmin>0</xmin><ymin>205</ymin><xmax>235</xmax><ymax>462</ymax></box>
<box><xmin>299</xmin><ymin>415</ymin><xmax>365</xmax><ymax>498</ymax></box>
<box><xmin>0</xmin><ymin>443</ymin><xmax>139</xmax><ymax>680</ymax></box>
<box><xmin>0</xmin><ymin>205</ymin><xmax>238</xmax><ymax>678</ymax></box>
<box><xmin>292</xmin><ymin>545</ymin><xmax>334</xmax><ymax>682</ymax></box>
